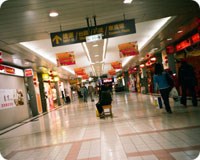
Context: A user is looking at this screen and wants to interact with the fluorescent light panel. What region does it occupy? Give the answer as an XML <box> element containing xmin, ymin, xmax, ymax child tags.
<box><xmin>123</xmin><ymin>0</ymin><xmax>133</xmax><ymax>4</ymax></box>
<box><xmin>20</xmin><ymin>42</ymin><xmax>75</xmax><ymax>75</ymax></box>
<box><xmin>83</xmin><ymin>42</ymin><xmax>92</xmax><ymax>63</ymax></box>
<box><xmin>49</xmin><ymin>11</ymin><xmax>59</xmax><ymax>17</ymax></box>
<box><xmin>102</xmin><ymin>39</ymin><xmax>107</xmax><ymax>59</ymax></box>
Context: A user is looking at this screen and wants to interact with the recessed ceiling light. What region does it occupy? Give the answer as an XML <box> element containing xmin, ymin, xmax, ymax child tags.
<box><xmin>177</xmin><ymin>30</ymin><xmax>183</xmax><ymax>34</ymax></box>
<box><xmin>123</xmin><ymin>0</ymin><xmax>133</xmax><ymax>4</ymax></box>
<box><xmin>93</xmin><ymin>44</ymin><xmax>99</xmax><ymax>47</ymax></box>
<box><xmin>24</xmin><ymin>62</ymin><xmax>30</xmax><ymax>65</ymax></box>
<box><xmin>167</xmin><ymin>38</ymin><xmax>172</xmax><ymax>41</ymax></box>
<box><xmin>49</xmin><ymin>11</ymin><xmax>59</xmax><ymax>17</ymax></box>
<box><xmin>94</xmin><ymin>55</ymin><xmax>99</xmax><ymax>57</ymax></box>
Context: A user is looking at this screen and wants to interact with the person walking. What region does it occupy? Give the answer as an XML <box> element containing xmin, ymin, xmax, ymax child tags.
<box><xmin>88</xmin><ymin>82</ymin><xmax>94</xmax><ymax>102</ymax></box>
<box><xmin>80</xmin><ymin>84</ymin><xmax>88</xmax><ymax>102</ymax></box>
<box><xmin>178</xmin><ymin>59</ymin><xmax>197</xmax><ymax>107</ymax></box>
<box><xmin>153</xmin><ymin>63</ymin><xmax>173</xmax><ymax>114</ymax></box>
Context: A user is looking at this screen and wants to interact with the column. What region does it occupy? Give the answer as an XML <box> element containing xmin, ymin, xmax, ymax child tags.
<box><xmin>25</xmin><ymin>77</ymin><xmax>39</xmax><ymax>116</ymax></box>
<box><xmin>37</xmin><ymin>73</ymin><xmax>47</xmax><ymax>113</ymax></box>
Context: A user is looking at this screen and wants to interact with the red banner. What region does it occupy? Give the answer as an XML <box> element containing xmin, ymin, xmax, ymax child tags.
<box><xmin>108</xmin><ymin>69</ymin><xmax>116</xmax><ymax>75</ymax></box>
<box><xmin>82</xmin><ymin>74</ymin><xmax>89</xmax><ymax>79</ymax></box>
<box><xmin>118</xmin><ymin>41</ymin><xmax>139</xmax><ymax>58</ymax></box>
<box><xmin>74</xmin><ymin>68</ymin><xmax>86</xmax><ymax>75</ymax></box>
<box><xmin>56</xmin><ymin>51</ymin><xmax>76</xmax><ymax>66</ymax></box>
<box><xmin>24</xmin><ymin>69</ymin><xmax>33</xmax><ymax>77</ymax></box>
<box><xmin>111</xmin><ymin>61</ymin><xmax>122</xmax><ymax>69</ymax></box>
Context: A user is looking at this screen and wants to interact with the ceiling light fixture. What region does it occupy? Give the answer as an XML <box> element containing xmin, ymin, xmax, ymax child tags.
<box><xmin>49</xmin><ymin>11</ymin><xmax>59</xmax><ymax>17</ymax></box>
<box><xmin>93</xmin><ymin>44</ymin><xmax>99</xmax><ymax>47</ymax></box>
<box><xmin>91</xmin><ymin>65</ymin><xmax>96</xmax><ymax>76</ymax></box>
<box><xmin>123</xmin><ymin>0</ymin><xmax>133</xmax><ymax>4</ymax></box>
<box><xmin>177</xmin><ymin>30</ymin><xmax>183</xmax><ymax>34</ymax></box>
<box><xmin>167</xmin><ymin>38</ymin><xmax>172</xmax><ymax>41</ymax></box>
<box><xmin>83</xmin><ymin>42</ymin><xmax>92</xmax><ymax>63</ymax></box>
<box><xmin>0</xmin><ymin>0</ymin><xmax>7</xmax><ymax>8</ymax></box>
<box><xmin>94</xmin><ymin>54</ymin><xmax>99</xmax><ymax>57</ymax></box>
<box><xmin>102</xmin><ymin>39</ymin><xmax>107</xmax><ymax>60</ymax></box>
<box><xmin>192</xmin><ymin>0</ymin><xmax>200</xmax><ymax>7</ymax></box>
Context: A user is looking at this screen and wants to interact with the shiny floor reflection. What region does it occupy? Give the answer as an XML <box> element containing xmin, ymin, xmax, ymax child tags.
<box><xmin>0</xmin><ymin>92</ymin><xmax>200</xmax><ymax>160</ymax></box>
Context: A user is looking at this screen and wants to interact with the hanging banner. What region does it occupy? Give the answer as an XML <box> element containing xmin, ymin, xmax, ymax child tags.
<box><xmin>0</xmin><ymin>89</ymin><xmax>24</xmax><ymax>110</ymax></box>
<box><xmin>108</xmin><ymin>69</ymin><xmax>116</xmax><ymax>75</ymax></box>
<box><xmin>111</xmin><ymin>61</ymin><xmax>122</xmax><ymax>69</ymax></box>
<box><xmin>118</xmin><ymin>41</ymin><xmax>139</xmax><ymax>58</ymax></box>
<box><xmin>69</xmin><ymin>79</ymin><xmax>78</xmax><ymax>85</ymax></box>
<box><xmin>56</xmin><ymin>51</ymin><xmax>76</xmax><ymax>66</ymax></box>
<box><xmin>74</xmin><ymin>68</ymin><xmax>86</xmax><ymax>75</ymax></box>
<box><xmin>82</xmin><ymin>74</ymin><xmax>89</xmax><ymax>79</ymax></box>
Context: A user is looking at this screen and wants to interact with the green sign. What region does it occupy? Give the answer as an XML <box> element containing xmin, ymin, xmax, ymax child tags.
<box><xmin>50</xmin><ymin>19</ymin><xmax>136</xmax><ymax>47</ymax></box>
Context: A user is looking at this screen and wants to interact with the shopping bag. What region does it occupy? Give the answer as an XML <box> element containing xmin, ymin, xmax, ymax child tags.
<box><xmin>169</xmin><ymin>87</ymin><xmax>178</xmax><ymax>98</ymax></box>
<box><xmin>150</xmin><ymin>95</ymin><xmax>157</xmax><ymax>106</ymax></box>
<box><xmin>150</xmin><ymin>95</ymin><xmax>162</xmax><ymax>108</ymax></box>
<box><xmin>96</xmin><ymin>109</ymin><xmax>99</xmax><ymax>117</ymax></box>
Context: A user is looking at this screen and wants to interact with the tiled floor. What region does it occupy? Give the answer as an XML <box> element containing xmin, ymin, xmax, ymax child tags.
<box><xmin>0</xmin><ymin>92</ymin><xmax>200</xmax><ymax>160</ymax></box>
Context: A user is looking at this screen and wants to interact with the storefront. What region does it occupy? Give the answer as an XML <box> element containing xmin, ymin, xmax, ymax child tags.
<box><xmin>0</xmin><ymin>64</ymin><xmax>34</xmax><ymax>129</ymax></box>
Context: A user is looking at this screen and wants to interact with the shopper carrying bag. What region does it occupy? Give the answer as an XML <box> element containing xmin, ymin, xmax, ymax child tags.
<box><xmin>153</xmin><ymin>63</ymin><xmax>173</xmax><ymax>114</ymax></box>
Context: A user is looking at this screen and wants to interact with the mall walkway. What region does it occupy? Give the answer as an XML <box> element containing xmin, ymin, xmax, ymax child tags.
<box><xmin>0</xmin><ymin>92</ymin><xmax>200</xmax><ymax>160</ymax></box>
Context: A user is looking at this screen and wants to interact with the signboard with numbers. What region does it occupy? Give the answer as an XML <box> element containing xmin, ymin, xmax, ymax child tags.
<box><xmin>50</xmin><ymin>19</ymin><xmax>136</xmax><ymax>47</ymax></box>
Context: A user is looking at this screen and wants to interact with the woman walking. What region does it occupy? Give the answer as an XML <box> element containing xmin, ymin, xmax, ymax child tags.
<box><xmin>153</xmin><ymin>63</ymin><xmax>172</xmax><ymax>114</ymax></box>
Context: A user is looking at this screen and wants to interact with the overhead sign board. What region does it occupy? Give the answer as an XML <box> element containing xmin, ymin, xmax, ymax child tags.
<box><xmin>50</xmin><ymin>19</ymin><xmax>136</xmax><ymax>47</ymax></box>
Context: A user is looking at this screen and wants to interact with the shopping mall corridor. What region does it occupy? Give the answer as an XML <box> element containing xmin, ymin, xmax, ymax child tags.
<box><xmin>0</xmin><ymin>92</ymin><xmax>200</xmax><ymax>160</ymax></box>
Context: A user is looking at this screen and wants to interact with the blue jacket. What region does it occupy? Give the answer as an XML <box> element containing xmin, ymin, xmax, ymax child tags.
<box><xmin>153</xmin><ymin>72</ymin><xmax>170</xmax><ymax>92</ymax></box>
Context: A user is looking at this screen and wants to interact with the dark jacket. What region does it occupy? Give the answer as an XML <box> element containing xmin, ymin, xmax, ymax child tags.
<box><xmin>99</xmin><ymin>91</ymin><xmax>112</xmax><ymax>105</ymax></box>
<box><xmin>178</xmin><ymin>62</ymin><xmax>197</xmax><ymax>86</ymax></box>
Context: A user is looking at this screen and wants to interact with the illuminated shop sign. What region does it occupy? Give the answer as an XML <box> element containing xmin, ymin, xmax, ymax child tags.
<box><xmin>0</xmin><ymin>64</ymin><xmax>24</xmax><ymax>77</ymax></box>
<box><xmin>24</xmin><ymin>69</ymin><xmax>33</xmax><ymax>77</ymax></box>
<box><xmin>191</xmin><ymin>33</ymin><xmax>200</xmax><ymax>44</ymax></box>
<box><xmin>4</xmin><ymin>66</ymin><xmax>15</xmax><ymax>74</ymax></box>
<box><xmin>167</xmin><ymin>33</ymin><xmax>200</xmax><ymax>53</ymax></box>
<box><xmin>176</xmin><ymin>39</ymin><xmax>191</xmax><ymax>52</ymax></box>
<box><xmin>102</xmin><ymin>78</ymin><xmax>113</xmax><ymax>83</ymax></box>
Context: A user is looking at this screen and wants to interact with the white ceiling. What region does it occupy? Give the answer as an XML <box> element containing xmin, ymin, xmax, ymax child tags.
<box><xmin>0</xmin><ymin>0</ymin><xmax>199</xmax><ymax>79</ymax></box>
<box><xmin>20</xmin><ymin>17</ymin><xmax>172</xmax><ymax>77</ymax></box>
